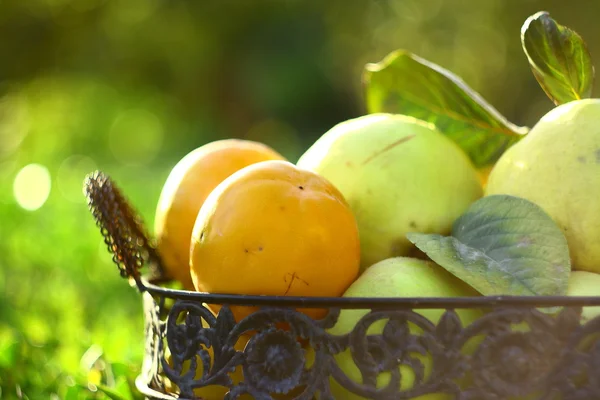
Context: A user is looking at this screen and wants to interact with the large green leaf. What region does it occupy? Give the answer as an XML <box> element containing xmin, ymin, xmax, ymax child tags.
<box><xmin>363</xmin><ymin>50</ymin><xmax>529</xmax><ymax>168</ymax></box>
<box><xmin>407</xmin><ymin>195</ymin><xmax>571</xmax><ymax>298</ymax></box>
<box><xmin>521</xmin><ymin>11</ymin><xmax>595</xmax><ymax>105</ymax></box>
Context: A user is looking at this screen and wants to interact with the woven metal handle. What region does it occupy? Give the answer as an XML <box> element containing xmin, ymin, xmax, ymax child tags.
<box><xmin>83</xmin><ymin>170</ymin><xmax>166</xmax><ymax>290</ymax></box>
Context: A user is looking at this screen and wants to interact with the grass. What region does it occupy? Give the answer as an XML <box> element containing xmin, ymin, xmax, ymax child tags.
<box><xmin>0</xmin><ymin>163</ymin><xmax>171</xmax><ymax>399</ymax></box>
<box><xmin>0</xmin><ymin>72</ymin><xmax>307</xmax><ymax>399</ymax></box>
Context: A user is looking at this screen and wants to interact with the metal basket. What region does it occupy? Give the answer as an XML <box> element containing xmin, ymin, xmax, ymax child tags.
<box><xmin>83</xmin><ymin>171</ymin><xmax>600</xmax><ymax>400</ymax></box>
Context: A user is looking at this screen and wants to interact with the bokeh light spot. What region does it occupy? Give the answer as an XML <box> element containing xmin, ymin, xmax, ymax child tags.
<box><xmin>13</xmin><ymin>164</ymin><xmax>52</xmax><ymax>211</ymax></box>
<box><xmin>108</xmin><ymin>109</ymin><xmax>164</xmax><ymax>166</ymax></box>
<box><xmin>0</xmin><ymin>93</ymin><xmax>30</xmax><ymax>158</ymax></box>
<box><xmin>57</xmin><ymin>155</ymin><xmax>97</xmax><ymax>203</ymax></box>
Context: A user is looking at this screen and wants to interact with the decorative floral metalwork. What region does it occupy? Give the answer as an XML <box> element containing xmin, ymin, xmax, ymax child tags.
<box><xmin>83</xmin><ymin>171</ymin><xmax>600</xmax><ymax>400</ymax></box>
<box><xmin>135</xmin><ymin>294</ymin><xmax>600</xmax><ymax>400</ymax></box>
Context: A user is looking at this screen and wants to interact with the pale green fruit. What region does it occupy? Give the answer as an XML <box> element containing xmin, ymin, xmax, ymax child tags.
<box><xmin>325</xmin><ymin>257</ymin><xmax>482</xmax><ymax>400</ymax></box>
<box><xmin>297</xmin><ymin>113</ymin><xmax>483</xmax><ymax>270</ymax></box>
<box><xmin>485</xmin><ymin>99</ymin><xmax>600</xmax><ymax>273</ymax></box>
<box><xmin>568</xmin><ymin>270</ymin><xmax>600</xmax><ymax>323</ymax></box>
<box><xmin>565</xmin><ymin>270</ymin><xmax>600</xmax><ymax>396</ymax></box>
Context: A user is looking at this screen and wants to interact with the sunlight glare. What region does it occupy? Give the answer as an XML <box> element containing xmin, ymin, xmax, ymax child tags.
<box><xmin>514</xmin><ymin>160</ymin><xmax>527</xmax><ymax>170</ymax></box>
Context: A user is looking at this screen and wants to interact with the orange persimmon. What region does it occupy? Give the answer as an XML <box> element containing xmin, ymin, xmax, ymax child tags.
<box><xmin>154</xmin><ymin>139</ymin><xmax>286</xmax><ymax>290</ymax></box>
<box><xmin>190</xmin><ymin>160</ymin><xmax>360</xmax><ymax>321</ymax></box>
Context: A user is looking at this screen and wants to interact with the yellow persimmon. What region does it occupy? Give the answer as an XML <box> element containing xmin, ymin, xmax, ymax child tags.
<box><xmin>154</xmin><ymin>139</ymin><xmax>286</xmax><ymax>290</ymax></box>
<box><xmin>190</xmin><ymin>160</ymin><xmax>360</xmax><ymax>321</ymax></box>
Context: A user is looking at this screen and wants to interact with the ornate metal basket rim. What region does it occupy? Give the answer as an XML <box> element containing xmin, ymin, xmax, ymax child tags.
<box><xmin>139</xmin><ymin>277</ymin><xmax>600</xmax><ymax>309</ymax></box>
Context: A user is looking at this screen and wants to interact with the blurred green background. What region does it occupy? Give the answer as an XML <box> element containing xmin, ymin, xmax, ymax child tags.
<box><xmin>1</xmin><ymin>1</ymin><xmax>599</xmax><ymax>398</ymax></box>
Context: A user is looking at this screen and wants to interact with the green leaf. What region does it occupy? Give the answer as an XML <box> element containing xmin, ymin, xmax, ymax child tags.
<box><xmin>407</xmin><ymin>195</ymin><xmax>571</xmax><ymax>298</ymax></box>
<box><xmin>107</xmin><ymin>363</ymin><xmax>143</xmax><ymax>400</ymax></box>
<box><xmin>363</xmin><ymin>50</ymin><xmax>529</xmax><ymax>168</ymax></box>
<box><xmin>521</xmin><ymin>11</ymin><xmax>595</xmax><ymax>105</ymax></box>
<box><xmin>113</xmin><ymin>376</ymin><xmax>135</xmax><ymax>400</ymax></box>
<box><xmin>63</xmin><ymin>384</ymin><xmax>83</xmax><ymax>400</ymax></box>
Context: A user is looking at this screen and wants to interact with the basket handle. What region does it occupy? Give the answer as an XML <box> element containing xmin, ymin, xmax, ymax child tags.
<box><xmin>83</xmin><ymin>170</ymin><xmax>166</xmax><ymax>291</ymax></box>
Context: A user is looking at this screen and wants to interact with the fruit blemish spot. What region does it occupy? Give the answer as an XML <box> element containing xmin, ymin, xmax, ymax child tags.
<box><xmin>361</xmin><ymin>134</ymin><xmax>416</xmax><ymax>166</ymax></box>
<box><xmin>283</xmin><ymin>272</ymin><xmax>309</xmax><ymax>295</ymax></box>
<box><xmin>298</xmin><ymin>185</ymin><xmax>304</xmax><ymax>190</ymax></box>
